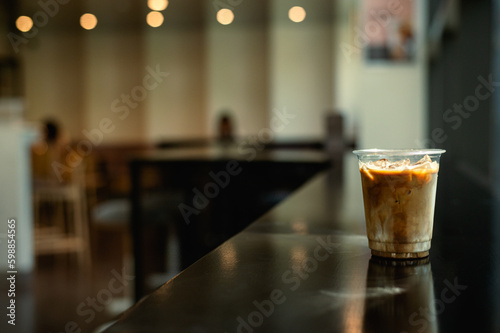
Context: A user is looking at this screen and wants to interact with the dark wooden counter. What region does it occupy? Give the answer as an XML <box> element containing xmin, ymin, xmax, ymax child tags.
<box><xmin>107</xmin><ymin>153</ymin><xmax>500</xmax><ymax>332</ymax></box>
<box><xmin>129</xmin><ymin>147</ymin><xmax>331</xmax><ymax>299</ymax></box>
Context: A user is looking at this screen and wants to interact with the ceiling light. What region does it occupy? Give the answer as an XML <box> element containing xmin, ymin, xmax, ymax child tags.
<box><xmin>148</xmin><ymin>0</ymin><xmax>168</xmax><ymax>11</ymax></box>
<box><xmin>147</xmin><ymin>11</ymin><xmax>164</xmax><ymax>28</ymax></box>
<box><xmin>289</xmin><ymin>6</ymin><xmax>306</xmax><ymax>23</ymax></box>
<box><xmin>80</xmin><ymin>13</ymin><xmax>98</xmax><ymax>30</ymax></box>
<box><xmin>16</xmin><ymin>16</ymin><xmax>33</xmax><ymax>32</ymax></box>
<box><xmin>217</xmin><ymin>9</ymin><xmax>234</xmax><ymax>25</ymax></box>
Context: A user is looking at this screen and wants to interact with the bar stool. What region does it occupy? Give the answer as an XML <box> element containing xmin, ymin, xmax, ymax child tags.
<box><xmin>33</xmin><ymin>163</ymin><xmax>91</xmax><ymax>271</ymax></box>
<box><xmin>91</xmin><ymin>190</ymin><xmax>183</xmax><ymax>303</ymax></box>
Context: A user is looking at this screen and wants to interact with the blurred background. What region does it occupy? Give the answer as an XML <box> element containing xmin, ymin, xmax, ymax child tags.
<box><xmin>0</xmin><ymin>0</ymin><xmax>430</xmax><ymax>146</ymax></box>
<box><xmin>0</xmin><ymin>0</ymin><xmax>499</xmax><ymax>332</ymax></box>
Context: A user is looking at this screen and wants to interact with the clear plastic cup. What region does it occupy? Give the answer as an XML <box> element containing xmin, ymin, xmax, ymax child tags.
<box><xmin>353</xmin><ymin>149</ymin><xmax>445</xmax><ymax>259</ymax></box>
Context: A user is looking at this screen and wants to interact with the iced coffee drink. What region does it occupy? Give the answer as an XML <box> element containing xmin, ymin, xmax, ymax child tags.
<box><xmin>353</xmin><ymin>149</ymin><xmax>445</xmax><ymax>259</ymax></box>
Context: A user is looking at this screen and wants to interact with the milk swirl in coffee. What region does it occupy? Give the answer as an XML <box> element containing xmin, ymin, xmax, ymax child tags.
<box><xmin>359</xmin><ymin>155</ymin><xmax>439</xmax><ymax>259</ymax></box>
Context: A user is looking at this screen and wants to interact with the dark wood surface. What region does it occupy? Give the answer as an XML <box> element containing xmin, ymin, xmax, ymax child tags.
<box><xmin>108</xmin><ymin>152</ymin><xmax>500</xmax><ymax>332</ymax></box>
<box><xmin>129</xmin><ymin>146</ymin><xmax>332</xmax><ymax>300</ymax></box>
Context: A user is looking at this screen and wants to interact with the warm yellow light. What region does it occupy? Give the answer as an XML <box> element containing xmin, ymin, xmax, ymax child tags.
<box><xmin>16</xmin><ymin>16</ymin><xmax>33</xmax><ymax>32</ymax></box>
<box><xmin>216</xmin><ymin>9</ymin><xmax>234</xmax><ymax>25</ymax></box>
<box><xmin>147</xmin><ymin>11</ymin><xmax>164</xmax><ymax>28</ymax></box>
<box><xmin>148</xmin><ymin>0</ymin><xmax>168</xmax><ymax>11</ymax></box>
<box><xmin>289</xmin><ymin>6</ymin><xmax>306</xmax><ymax>23</ymax></box>
<box><xmin>80</xmin><ymin>13</ymin><xmax>97</xmax><ymax>30</ymax></box>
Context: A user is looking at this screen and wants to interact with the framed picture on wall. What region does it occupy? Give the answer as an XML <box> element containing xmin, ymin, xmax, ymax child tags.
<box><xmin>361</xmin><ymin>0</ymin><xmax>416</xmax><ymax>62</ymax></box>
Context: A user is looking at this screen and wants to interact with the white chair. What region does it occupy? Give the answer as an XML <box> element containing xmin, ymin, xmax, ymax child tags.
<box><xmin>33</xmin><ymin>162</ymin><xmax>91</xmax><ymax>271</ymax></box>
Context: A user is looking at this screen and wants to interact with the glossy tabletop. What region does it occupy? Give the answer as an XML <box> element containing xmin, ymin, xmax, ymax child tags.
<box><xmin>108</xmin><ymin>153</ymin><xmax>500</xmax><ymax>333</ymax></box>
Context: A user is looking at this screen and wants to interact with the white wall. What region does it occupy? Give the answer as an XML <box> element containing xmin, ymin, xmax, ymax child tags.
<box><xmin>270</xmin><ymin>0</ymin><xmax>334</xmax><ymax>139</ymax></box>
<box><xmin>206</xmin><ymin>0</ymin><xmax>269</xmax><ymax>137</ymax></box>
<box><xmin>146</xmin><ymin>28</ymin><xmax>208</xmax><ymax>141</ymax></box>
<box><xmin>83</xmin><ymin>29</ymin><xmax>146</xmax><ymax>143</ymax></box>
<box><xmin>22</xmin><ymin>30</ymin><xmax>85</xmax><ymax>136</ymax></box>
<box><xmin>357</xmin><ymin>64</ymin><xmax>426</xmax><ymax>149</ymax></box>
<box><xmin>333</xmin><ymin>0</ymin><xmax>427</xmax><ymax>149</ymax></box>
<box><xmin>145</xmin><ymin>2</ymin><xmax>208</xmax><ymax>141</ymax></box>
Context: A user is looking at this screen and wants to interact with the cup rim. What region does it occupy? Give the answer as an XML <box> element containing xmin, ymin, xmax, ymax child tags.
<box><xmin>352</xmin><ymin>148</ymin><xmax>446</xmax><ymax>156</ymax></box>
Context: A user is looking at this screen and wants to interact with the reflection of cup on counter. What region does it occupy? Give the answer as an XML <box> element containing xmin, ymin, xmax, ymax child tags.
<box><xmin>363</xmin><ymin>257</ymin><xmax>437</xmax><ymax>333</ymax></box>
<box><xmin>353</xmin><ymin>149</ymin><xmax>445</xmax><ymax>259</ymax></box>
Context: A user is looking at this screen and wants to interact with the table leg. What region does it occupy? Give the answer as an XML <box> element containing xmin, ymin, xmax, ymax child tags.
<box><xmin>130</xmin><ymin>161</ymin><xmax>144</xmax><ymax>302</ymax></box>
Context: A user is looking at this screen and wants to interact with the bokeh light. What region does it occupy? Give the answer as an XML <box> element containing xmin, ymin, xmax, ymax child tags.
<box><xmin>147</xmin><ymin>11</ymin><xmax>164</xmax><ymax>28</ymax></box>
<box><xmin>216</xmin><ymin>9</ymin><xmax>234</xmax><ymax>25</ymax></box>
<box><xmin>289</xmin><ymin>6</ymin><xmax>306</xmax><ymax>23</ymax></box>
<box><xmin>16</xmin><ymin>16</ymin><xmax>33</xmax><ymax>32</ymax></box>
<box><xmin>80</xmin><ymin>13</ymin><xmax>98</xmax><ymax>30</ymax></box>
<box><xmin>148</xmin><ymin>0</ymin><xmax>168</xmax><ymax>11</ymax></box>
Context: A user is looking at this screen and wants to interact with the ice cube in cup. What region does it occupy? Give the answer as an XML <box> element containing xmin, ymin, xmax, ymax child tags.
<box><xmin>353</xmin><ymin>149</ymin><xmax>445</xmax><ymax>259</ymax></box>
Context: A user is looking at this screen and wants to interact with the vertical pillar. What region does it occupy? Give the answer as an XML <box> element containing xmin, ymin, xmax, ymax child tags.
<box><xmin>145</xmin><ymin>0</ymin><xmax>208</xmax><ymax>141</ymax></box>
<box><xmin>269</xmin><ymin>0</ymin><xmax>334</xmax><ymax>138</ymax></box>
<box><xmin>83</xmin><ymin>1</ymin><xmax>146</xmax><ymax>143</ymax></box>
<box><xmin>206</xmin><ymin>0</ymin><xmax>269</xmax><ymax>137</ymax></box>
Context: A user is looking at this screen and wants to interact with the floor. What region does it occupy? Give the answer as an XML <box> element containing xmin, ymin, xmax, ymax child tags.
<box><xmin>0</xmin><ymin>228</ymin><xmax>180</xmax><ymax>333</ymax></box>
